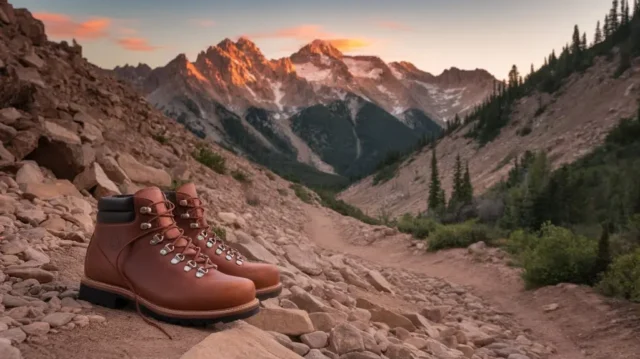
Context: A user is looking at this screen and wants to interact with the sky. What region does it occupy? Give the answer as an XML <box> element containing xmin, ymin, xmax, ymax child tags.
<box><xmin>12</xmin><ymin>0</ymin><xmax>612</xmax><ymax>79</ymax></box>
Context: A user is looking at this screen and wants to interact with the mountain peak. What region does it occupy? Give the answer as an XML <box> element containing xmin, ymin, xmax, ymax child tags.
<box><xmin>294</xmin><ymin>39</ymin><xmax>344</xmax><ymax>59</ymax></box>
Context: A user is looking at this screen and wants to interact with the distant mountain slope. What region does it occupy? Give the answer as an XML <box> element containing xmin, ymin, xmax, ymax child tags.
<box><xmin>111</xmin><ymin>38</ymin><xmax>496</xmax><ymax>182</ymax></box>
<box><xmin>339</xmin><ymin>56</ymin><xmax>640</xmax><ymax>217</ymax></box>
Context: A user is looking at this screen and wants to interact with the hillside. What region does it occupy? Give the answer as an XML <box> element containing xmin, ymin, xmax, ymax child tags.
<box><xmin>110</xmin><ymin>39</ymin><xmax>496</xmax><ymax>182</ymax></box>
<box><xmin>340</xmin><ymin>50</ymin><xmax>640</xmax><ymax>218</ymax></box>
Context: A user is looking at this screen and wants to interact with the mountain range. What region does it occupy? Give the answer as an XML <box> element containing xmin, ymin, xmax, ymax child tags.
<box><xmin>111</xmin><ymin>38</ymin><xmax>497</xmax><ymax>183</ymax></box>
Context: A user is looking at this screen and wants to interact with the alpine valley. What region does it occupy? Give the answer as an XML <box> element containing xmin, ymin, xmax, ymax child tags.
<box><xmin>111</xmin><ymin>38</ymin><xmax>496</xmax><ymax>186</ymax></box>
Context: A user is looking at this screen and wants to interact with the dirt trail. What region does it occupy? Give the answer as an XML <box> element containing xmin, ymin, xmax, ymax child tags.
<box><xmin>305</xmin><ymin>205</ymin><xmax>640</xmax><ymax>359</ymax></box>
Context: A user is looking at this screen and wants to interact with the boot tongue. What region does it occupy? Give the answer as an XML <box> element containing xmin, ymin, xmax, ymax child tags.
<box><xmin>134</xmin><ymin>187</ymin><xmax>181</xmax><ymax>239</ymax></box>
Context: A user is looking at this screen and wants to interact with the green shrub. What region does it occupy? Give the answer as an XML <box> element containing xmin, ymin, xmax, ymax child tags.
<box><xmin>153</xmin><ymin>133</ymin><xmax>168</xmax><ymax>144</ymax></box>
<box><xmin>597</xmin><ymin>248</ymin><xmax>640</xmax><ymax>302</ymax></box>
<box><xmin>315</xmin><ymin>189</ymin><xmax>380</xmax><ymax>225</ymax></box>
<box><xmin>373</xmin><ymin>162</ymin><xmax>400</xmax><ymax>185</ymax></box>
<box><xmin>397</xmin><ymin>214</ymin><xmax>440</xmax><ymax>239</ymax></box>
<box><xmin>231</xmin><ymin>169</ymin><xmax>251</xmax><ymax>183</ymax></box>
<box><xmin>266</xmin><ymin>172</ymin><xmax>276</xmax><ymax>181</ymax></box>
<box><xmin>520</xmin><ymin>223</ymin><xmax>597</xmax><ymax>288</ymax></box>
<box><xmin>210</xmin><ymin>226</ymin><xmax>227</xmax><ymax>241</ymax></box>
<box><xmin>290</xmin><ymin>184</ymin><xmax>312</xmax><ymax>204</ymax></box>
<box><xmin>427</xmin><ymin>220</ymin><xmax>495</xmax><ymax>251</ymax></box>
<box><xmin>192</xmin><ymin>147</ymin><xmax>226</xmax><ymax>174</ymax></box>
<box><xmin>277</xmin><ymin>188</ymin><xmax>288</xmax><ymax>196</ymax></box>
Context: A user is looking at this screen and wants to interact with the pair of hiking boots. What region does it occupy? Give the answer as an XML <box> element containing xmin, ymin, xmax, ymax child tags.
<box><xmin>78</xmin><ymin>183</ymin><xmax>281</xmax><ymax>326</ymax></box>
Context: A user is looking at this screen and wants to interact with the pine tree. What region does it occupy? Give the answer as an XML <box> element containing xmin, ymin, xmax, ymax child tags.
<box><xmin>581</xmin><ymin>32</ymin><xmax>587</xmax><ymax>50</ymax></box>
<box><xmin>451</xmin><ymin>154</ymin><xmax>463</xmax><ymax>204</ymax></box>
<box><xmin>428</xmin><ymin>147</ymin><xmax>443</xmax><ymax>211</ymax></box>
<box><xmin>572</xmin><ymin>25</ymin><xmax>582</xmax><ymax>54</ymax></box>
<box><xmin>595</xmin><ymin>21</ymin><xmax>603</xmax><ymax>44</ymax></box>
<box><xmin>462</xmin><ymin>162</ymin><xmax>473</xmax><ymax>203</ymax></box>
<box><xmin>635</xmin><ymin>0</ymin><xmax>639</xmax><ymax>17</ymax></box>
<box><xmin>594</xmin><ymin>222</ymin><xmax>612</xmax><ymax>278</ymax></box>
<box><xmin>530</xmin><ymin>64</ymin><xmax>535</xmax><ymax>76</ymax></box>
<box><xmin>624</xmin><ymin>0</ymin><xmax>630</xmax><ymax>24</ymax></box>
<box><xmin>604</xmin><ymin>15</ymin><xmax>611</xmax><ymax>38</ymax></box>
<box><xmin>610</xmin><ymin>0</ymin><xmax>619</xmax><ymax>31</ymax></box>
<box><xmin>508</xmin><ymin>65</ymin><xmax>519</xmax><ymax>87</ymax></box>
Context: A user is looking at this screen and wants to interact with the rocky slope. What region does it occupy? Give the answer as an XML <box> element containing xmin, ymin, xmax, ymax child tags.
<box><xmin>339</xmin><ymin>55</ymin><xmax>640</xmax><ymax>217</ymax></box>
<box><xmin>111</xmin><ymin>38</ymin><xmax>495</xmax><ymax>180</ymax></box>
<box><xmin>0</xmin><ymin>2</ymin><xmax>567</xmax><ymax>358</ymax></box>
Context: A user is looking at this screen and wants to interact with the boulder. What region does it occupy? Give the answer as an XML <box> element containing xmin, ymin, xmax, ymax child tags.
<box><xmin>15</xmin><ymin>160</ymin><xmax>43</xmax><ymax>184</ymax></box>
<box><xmin>329</xmin><ymin>323</ymin><xmax>364</xmax><ymax>355</ymax></box>
<box><xmin>365</xmin><ymin>270</ymin><xmax>394</xmax><ymax>293</ymax></box>
<box><xmin>284</xmin><ymin>245</ymin><xmax>322</xmax><ymax>275</ymax></box>
<box><xmin>117</xmin><ymin>153</ymin><xmax>171</xmax><ymax>187</ymax></box>
<box><xmin>369</xmin><ymin>308</ymin><xmax>416</xmax><ymax>332</ymax></box>
<box><xmin>20</xmin><ymin>180</ymin><xmax>82</xmax><ymax>200</ymax></box>
<box><xmin>73</xmin><ymin>162</ymin><xmax>121</xmax><ymax>198</ymax></box>
<box><xmin>180</xmin><ymin>321</ymin><xmax>302</xmax><ymax>359</ymax></box>
<box><xmin>245</xmin><ymin>308</ymin><xmax>314</xmax><ymax>336</ymax></box>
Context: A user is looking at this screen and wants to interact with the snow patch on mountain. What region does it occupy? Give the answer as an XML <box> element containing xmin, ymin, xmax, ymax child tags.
<box><xmin>294</xmin><ymin>62</ymin><xmax>331</xmax><ymax>82</ymax></box>
<box><xmin>343</xmin><ymin>58</ymin><xmax>383</xmax><ymax>79</ymax></box>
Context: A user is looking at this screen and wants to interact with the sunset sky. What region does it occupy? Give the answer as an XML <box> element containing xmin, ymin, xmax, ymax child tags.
<box><xmin>12</xmin><ymin>0</ymin><xmax>611</xmax><ymax>79</ymax></box>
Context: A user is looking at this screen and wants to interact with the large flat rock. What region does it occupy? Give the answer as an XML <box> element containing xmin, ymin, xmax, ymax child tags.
<box><xmin>180</xmin><ymin>321</ymin><xmax>302</xmax><ymax>359</ymax></box>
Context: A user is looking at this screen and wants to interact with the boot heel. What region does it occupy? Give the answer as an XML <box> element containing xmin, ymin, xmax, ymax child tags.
<box><xmin>79</xmin><ymin>283</ymin><xmax>129</xmax><ymax>309</ymax></box>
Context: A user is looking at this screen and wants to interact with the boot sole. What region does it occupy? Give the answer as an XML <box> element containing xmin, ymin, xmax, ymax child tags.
<box><xmin>79</xmin><ymin>278</ymin><xmax>260</xmax><ymax>326</ymax></box>
<box><xmin>255</xmin><ymin>283</ymin><xmax>283</xmax><ymax>301</ymax></box>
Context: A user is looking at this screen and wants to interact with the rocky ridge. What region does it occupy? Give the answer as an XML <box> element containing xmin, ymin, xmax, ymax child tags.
<box><xmin>1</xmin><ymin>1</ymin><xmax>552</xmax><ymax>358</ymax></box>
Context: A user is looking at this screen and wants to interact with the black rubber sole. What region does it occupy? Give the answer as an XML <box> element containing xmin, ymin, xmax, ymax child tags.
<box><xmin>78</xmin><ymin>283</ymin><xmax>260</xmax><ymax>326</ymax></box>
<box><xmin>256</xmin><ymin>286</ymin><xmax>283</xmax><ymax>301</ymax></box>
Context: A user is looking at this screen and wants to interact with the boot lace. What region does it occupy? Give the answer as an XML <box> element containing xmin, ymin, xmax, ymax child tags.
<box><xmin>113</xmin><ymin>200</ymin><xmax>217</xmax><ymax>339</ymax></box>
<box><xmin>178</xmin><ymin>196</ymin><xmax>246</xmax><ymax>265</ymax></box>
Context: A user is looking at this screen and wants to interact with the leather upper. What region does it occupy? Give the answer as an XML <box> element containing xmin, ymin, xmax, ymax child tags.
<box><xmin>84</xmin><ymin>187</ymin><xmax>256</xmax><ymax>311</ymax></box>
<box><xmin>171</xmin><ymin>183</ymin><xmax>281</xmax><ymax>291</ymax></box>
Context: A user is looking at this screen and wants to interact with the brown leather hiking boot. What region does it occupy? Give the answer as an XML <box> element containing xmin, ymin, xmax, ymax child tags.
<box><xmin>78</xmin><ymin>186</ymin><xmax>260</xmax><ymax>327</ymax></box>
<box><xmin>167</xmin><ymin>183</ymin><xmax>282</xmax><ymax>300</ymax></box>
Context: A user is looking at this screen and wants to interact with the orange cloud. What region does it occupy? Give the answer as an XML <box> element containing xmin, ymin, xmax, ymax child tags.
<box><xmin>327</xmin><ymin>39</ymin><xmax>372</xmax><ymax>51</ymax></box>
<box><xmin>375</xmin><ymin>21</ymin><xmax>414</xmax><ymax>32</ymax></box>
<box><xmin>244</xmin><ymin>25</ymin><xmax>371</xmax><ymax>51</ymax></box>
<box><xmin>34</xmin><ymin>12</ymin><xmax>111</xmax><ymax>39</ymax></box>
<box><xmin>116</xmin><ymin>37</ymin><xmax>161</xmax><ymax>52</ymax></box>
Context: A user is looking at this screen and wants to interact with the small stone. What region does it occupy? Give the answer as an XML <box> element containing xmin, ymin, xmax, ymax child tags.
<box><xmin>305</xmin><ymin>349</ymin><xmax>331</xmax><ymax>359</ymax></box>
<box><xmin>0</xmin><ymin>340</ymin><xmax>22</xmax><ymax>359</ymax></box>
<box><xmin>5</xmin><ymin>268</ymin><xmax>54</xmax><ymax>283</ymax></box>
<box><xmin>21</xmin><ymin>321</ymin><xmax>50</xmax><ymax>336</ymax></box>
<box><xmin>2</xmin><ymin>294</ymin><xmax>30</xmax><ymax>308</ymax></box>
<box><xmin>301</xmin><ymin>331</ymin><xmax>329</xmax><ymax>349</ymax></box>
<box><xmin>0</xmin><ymin>328</ymin><xmax>26</xmax><ymax>343</ymax></box>
<box><xmin>245</xmin><ymin>308</ymin><xmax>314</xmax><ymax>336</ymax></box>
<box><xmin>543</xmin><ymin>303</ymin><xmax>559</xmax><ymax>312</ymax></box>
<box><xmin>365</xmin><ymin>270</ymin><xmax>394</xmax><ymax>293</ymax></box>
<box><xmin>290</xmin><ymin>342</ymin><xmax>311</xmax><ymax>356</ymax></box>
<box><xmin>42</xmin><ymin>312</ymin><xmax>75</xmax><ymax>327</ymax></box>
<box><xmin>329</xmin><ymin>323</ymin><xmax>364</xmax><ymax>355</ymax></box>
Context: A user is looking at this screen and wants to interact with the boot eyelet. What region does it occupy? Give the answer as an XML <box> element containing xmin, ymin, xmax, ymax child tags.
<box><xmin>197</xmin><ymin>235</ymin><xmax>205</xmax><ymax>241</ymax></box>
<box><xmin>160</xmin><ymin>244</ymin><xmax>175</xmax><ymax>256</ymax></box>
<box><xmin>170</xmin><ymin>253</ymin><xmax>185</xmax><ymax>265</ymax></box>
<box><xmin>139</xmin><ymin>206</ymin><xmax>152</xmax><ymax>214</ymax></box>
<box><xmin>150</xmin><ymin>234</ymin><xmax>164</xmax><ymax>245</ymax></box>
<box><xmin>215</xmin><ymin>247</ymin><xmax>223</xmax><ymax>255</ymax></box>
<box><xmin>190</xmin><ymin>223</ymin><xmax>200</xmax><ymax>229</ymax></box>
<box><xmin>184</xmin><ymin>260</ymin><xmax>197</xmax><ymax>272</ymax></box>
<box><xmin>206</xmin><ymin>239</ymin><xmax>216</xmax><ymax>248</ymax></box>
<box><xmin>236</xmin><ymin>259</ymin><xmax>243</xmax><ymax>266</ymax></box>
<box><xmin>181</xmin><ymin>213</ymin><xmax>190</xmax><ymax>219</ymax></box>
<box><xmin>195</xmin><ymin>267</ymin><xmax>209</xmax><ymax>278</ymax></box>
<box><xmin>225</xmin><ymin>253</ymin><xmax>233</xmax><ymax>261</ymax></box>
<box><xmin>179</xmin><ymin>200</ymin><xmax>188</xmax><ymax>206</ymax></box>
<box><xmin>140</xmin><ymin>222</ymin><xmax>152</xmax><ymax>230</ymax></box>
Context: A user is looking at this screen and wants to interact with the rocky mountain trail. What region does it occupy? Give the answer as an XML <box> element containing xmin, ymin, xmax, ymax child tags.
<box><xmin>1</xmin><ymin>1</ymin><xmax>639</xmax><ymax>359</ymax></box>
<box><xmin>340</xmin><ymin>55</ymin><xmax>640</xmax><ymax>217</ymax></box>
<box><xmin>306</xmin><ymin>205</ymin><xmax>640</xmax><ymax>359</ymax></box>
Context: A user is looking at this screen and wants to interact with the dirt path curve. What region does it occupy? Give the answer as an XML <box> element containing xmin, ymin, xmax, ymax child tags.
<box><xmin>305</xmin><ymin>205</ymin><xmax>640</xmax><ymax>359</ymax></box>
